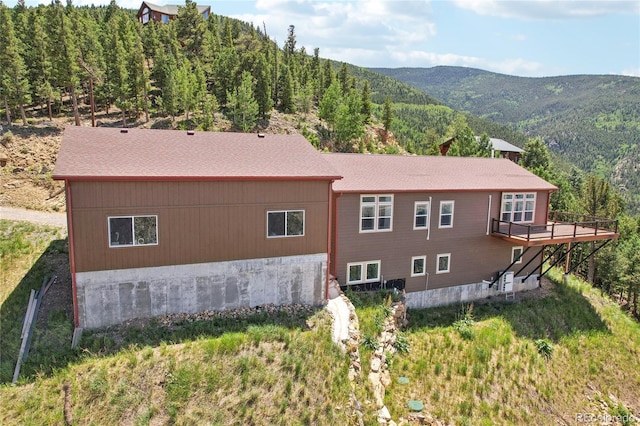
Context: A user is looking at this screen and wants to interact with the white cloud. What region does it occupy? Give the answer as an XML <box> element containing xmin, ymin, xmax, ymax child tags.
<box><xmin>238</xmin><ymin>0</ymin><xmax>436</xmax><ymax>56</ymax></box>
<box><xmin>620</xmin><ymin>67</ymin><xmax>640</xmax><ymax>77</ymax></box>
<box><xmin>452</xmin><ymin>0</ymin><xmax>640</xmax><ymax>20</ymax></box>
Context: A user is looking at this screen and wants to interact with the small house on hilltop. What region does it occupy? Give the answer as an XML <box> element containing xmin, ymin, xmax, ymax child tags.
<box><xmin>440</xmin><ymin>136</ymin><xmax>524</xmax><ymax>163</ymax></box>
<box><xmin>138</xmin><ymin>1</ymin><xmax>210</xmax><ymax>24</ymax></box>
<box><xmin>54</xmin><ymin>128</ymin><xmax>619</xmax><ymax>329</ymax></box>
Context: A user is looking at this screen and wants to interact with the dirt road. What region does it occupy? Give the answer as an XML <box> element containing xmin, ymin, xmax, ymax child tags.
<box><xmin>0</xmin><ymin>206</ymin><xmax>67</xmax><ymax>228</ymax></box>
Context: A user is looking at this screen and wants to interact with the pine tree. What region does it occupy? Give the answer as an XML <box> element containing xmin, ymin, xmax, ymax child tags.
<box><xmin>334</xmin><ymin>91</ymin><xmax>364</xmax><ymax>151</ymax></box>
<box><xmin>0</xmin><ymin>3</ymin><xmax>31</xmax><ymax>125</ymax></box>
<box><xmin>278</xmin><ymin>65</ymin><xmax>295</xmax><ymax>113</ymax></box>
<box><xmin>47</xmin><ymin>0</ymin><xmax>81</xmax><ymax>125</ymax></box>
<box><xmin>175</xmin><ymin>0</ymin><xmax>206</xmax><ymax>60</ymax></box>
<box><xmin>283</xmin><ymin>25</ymin><xmax>296</xmax><ymax>56</ymax></box>
<box><xmin>175</xmin><ymin>62</ymin><xmax>204</xmax><ymax>122</ymax></box>
<box><xmin>141</xmin><ymin>20</ymin><xmax>160</xmax><ymax>68</ymax></box>
<box><xmin>27</xmin><ymin>7</ymin><xmax>56</xmax><ymax>119</ymax></box>
<box><xmin>310</xmin><ymin>48</ymin><xmax>322</xmax><ymax>100</ymax></box>
<box><xmin>159</xmin><ymin>53</ymin><xmax>179</xmax><ymax>120</ymax></box>
<box><xmin>253</xmin><ymin>53</ymin><xmax>272</xmax><ymax>118</ymax></box>
<box><xmin>119</xmin><ymin>15</ymin><xmax>147</xmax><ymax>121</ymax></box>
<box><xmin>338</xmin><ymin>62</ymin><xmax>350</xmax><ymax>95</ymax></box>
<box><xmin>360</xmin><ymin>80</ymin><xmax>371</xmax><ymax>124</ymax></box>
<box><xmin>75</xmin><ymin>8</ymin><xmax>104</xmax><ymax>125</ymax></box>
<box><xmin>522</xmin><ymin>137</ymin><xmax>550</xmax><ymax>170</ymax></box>
<box><xmin>382</xmin><ymin>97</ymin><xmax>393</xmax><ymax>141</ymax></box>
<box><xmin>318</xmin><ymin>80</ymin><xmax>341</xmax><ymax>130</ymax></box>
<box><xmin>227</xmin><ymin>71</ymin><xmax>258</xmax><ymax>132</ymax></box>
<box><xmin>212</xmin><ymin>46</ymin><xmax>239</xmax><ymax>105</ymax></box>
<box><xmin>322</xmin><ymin>59</ymin><xmax>333</xmax><ymax>91</ymax></box>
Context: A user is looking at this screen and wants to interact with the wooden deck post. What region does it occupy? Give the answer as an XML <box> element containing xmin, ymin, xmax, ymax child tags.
<box><xmin>564</xmin><ymin>242</ymin><xmax>572</xmax><ymax>274</ymax></box>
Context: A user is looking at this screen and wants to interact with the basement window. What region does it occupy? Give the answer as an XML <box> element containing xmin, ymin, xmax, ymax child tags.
<box><xmin>436</xmin><ymin>253</ymin><xmax>451</xmax><ymax>274</ymax></box>
<box><xmin>411</xmin><ymin>255</ymin><xmax>426</xmax><ymax>277</ymax></box>
<box><xmin>109</xmin><ymin>215</ymin><xmax>158</xmax><ymax>247</ymax></box>
<box><xmin>267</xmin><ymin>210</ymin><xmax>305</xmax><ymax>237</ymax></box>
<box><xmin>347</xmin><ymin>260</ymin><xmax>380</xmax><ymax>284</ymax></box>
<box><xmin>512</xmin><ymin>246</ymin><xmax>523</xmax><ymax>264</ymax></box>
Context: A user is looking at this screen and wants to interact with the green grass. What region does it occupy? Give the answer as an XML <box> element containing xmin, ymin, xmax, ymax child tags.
<box><xmin>1</xmin><ymin>311</ymin><xmax>353</xmax><ymax>425</ymax></box>
<box><xmin>0</xmin><ymin>220</ymin><xmax>68</xmax><ymax>383</ymax></box>
<box><xmin>384</xmin><ymin>270</ymin><xmax>640</xmax><ymax>424</ymax></box>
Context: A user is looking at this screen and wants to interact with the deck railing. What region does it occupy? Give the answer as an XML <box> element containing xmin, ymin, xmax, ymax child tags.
<box><xmin>491</xmin><ymin>211</ymin><xmax>618</xmax><ymax>242</ymax></box>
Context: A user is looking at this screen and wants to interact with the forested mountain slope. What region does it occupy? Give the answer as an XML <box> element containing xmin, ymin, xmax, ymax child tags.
<box><xmin>372</xmin><ymin>66</ymin><xmax>640</xmax><ymax>211</ymax></box>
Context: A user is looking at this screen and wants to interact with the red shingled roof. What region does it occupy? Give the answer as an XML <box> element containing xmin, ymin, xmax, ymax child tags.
<box><xmin>53</xmin><ymin>127</ymin><xmax>340</xmax><ymax>181</ymax></box>
<box><xmin>323</xmin><ymin>153</ymin><xmax>557</xmax><ymax>193</ymax></box>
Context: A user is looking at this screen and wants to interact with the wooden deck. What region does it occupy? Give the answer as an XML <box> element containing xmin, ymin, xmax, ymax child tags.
<box><xmin>491</xmin><ymin>215</ymin><xmax>619</xmax><ymax>246</ymax></box>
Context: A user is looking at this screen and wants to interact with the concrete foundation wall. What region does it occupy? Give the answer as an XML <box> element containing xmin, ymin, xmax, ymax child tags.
<box><xmin>76</xmin><ymin>253</ymin><xmax>327</xmax><ymax>329</ymax></box>
<box><xmin>405</xmin><ymin>275</ymin><xmax>540</xmax><ymax>309</ymax></box>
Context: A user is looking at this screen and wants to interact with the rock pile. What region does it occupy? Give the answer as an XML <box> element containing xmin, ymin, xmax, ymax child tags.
<box><xmin>368</xmin><ymin>301</ymin><xmax>405</xmax><ymax>426</ymax></box>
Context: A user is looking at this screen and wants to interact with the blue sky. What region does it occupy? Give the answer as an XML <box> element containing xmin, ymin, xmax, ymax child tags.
<box><xmin>6</xmin><ymin>0</ymin><xmax>640</xmax><ymax>77</ymax></box>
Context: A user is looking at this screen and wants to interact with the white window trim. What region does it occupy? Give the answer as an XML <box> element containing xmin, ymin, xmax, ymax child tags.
<box><xmin>512</xmin><ymin>246</ymin><xmax>524</xmax><ymax>264</ymax></box>
<box><xmin>347</xmin><ymin>260</ymin><xmax>381</xmax><ymax>284</ymax></box>
<box><xmin>413</xmin><ymin>201</ymin><xmax>430</xmax><ymax>230</ymax></box>
<box><xmin>359</xmin><ymin>194</ymin><xmax>393</xmax><ymax>233</ymax></box>
<box><xmin>436</xmin><ymin>253</ymin><xmax>451</xmax><ymax>274</ymax></box>
<box><xmin>411</xmin><ymin>255</ymin><xmax>427</xmax><ymax>277</ymax></box>
<box><xmin>501</xmin><ymin>192</ymin><xmax>536</xmax><ymax>224</ymax></box>
<box><xmin>108</xmin><ymin>215</ymin><xmax>158</xmax><ymax>248</ymax></box>
<box><xmin>266</xmin><ymin>210</ymin><xmax>305</xmax><ymax>238</ymax></box>
<box><xmin>439</xmin><ymin>200</ymin><xmax>454</xmax><ymax>229</ymax></box>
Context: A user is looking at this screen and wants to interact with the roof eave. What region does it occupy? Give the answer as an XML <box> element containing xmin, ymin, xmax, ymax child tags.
<box><xmin>331</xmin><ymin>186</ymin><xmax>557</xmax><ymax>194</ymax></box>
<box><xmin>53</xmin><ymin>174</ymin><xmax>342</xmax><ymax>182</ymax></box>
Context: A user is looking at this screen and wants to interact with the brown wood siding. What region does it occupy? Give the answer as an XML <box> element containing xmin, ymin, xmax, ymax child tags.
<box><xmin>334</xmin><ymin>191</ymin><xmax>550</xmax><ymax>292</ymax></box>
<box><xmin>70</xmin><ymin>180</ymin><xmax>331</xmax><ymax>272</ymax></box>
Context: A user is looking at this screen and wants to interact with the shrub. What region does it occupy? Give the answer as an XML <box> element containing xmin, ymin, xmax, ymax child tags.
<box><xmin>1</xmin><ymin>130</ymin><xmax>13</xmax><ymax>146</ymax></box>
<box><xmin>393</xmin><ymin>333</ymin><xmax>410</xmax><ymax>354</ymax></box>
<box><xmin>535</xmin><ymin>339</ymin><xmax>554</xmax><ymax>360</ymax></box>
<box><xmin>453</xmin><ymin>304</ymin><xmax>475</xmax><ymax>340</ymax></box>
<box><xmin>361</xmin><ymin>334</ymin><xmax>379</xmax><ymax>351</ymax></box>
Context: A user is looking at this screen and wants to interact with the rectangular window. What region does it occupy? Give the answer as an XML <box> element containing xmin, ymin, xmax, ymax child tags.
<box><xmin>347</xmin><ymin>260</ymin><xmax>381</xmax><ymax>284</ymax></box>
<box><xmin>439</xmin><ymin>201</ymin><xmax>454</xmax><ymax>228</ymax></box>
<box><xmin>436</xmin><ymin>253</ymin><xmax>451</xmax><ymax>274</ymax></box>
<box><xmin>512</xmin><ymin>246</ymin><xmax>523</xmax><ymax>264</ymax></box>
<box><xmin>414</xmin><ymin>202</ymin><xmax>430</xmax><ymax>230</ymax></box>
<box><xmin>109</xmin><ymin>215</ymin><xmax>158</xmax><ymax>247</ymax></box>
<box><xmin>411</xmin><ymin>255</ymin><xmax>426</xmax><ymax>277</ymax></box>
<box><xmin>360</xmin><ymin>195</ymin><xmax>393</xmax><ymax>232</ymax></box>
<box><xmin>267</xmin><ymin>210</ymin><xmax>304</xmax><ymax>237</ymax></box>
<box><xmin>501</xmin><ymin>193</ymin><xmax>535</xmax><ymax>223</ymax></box>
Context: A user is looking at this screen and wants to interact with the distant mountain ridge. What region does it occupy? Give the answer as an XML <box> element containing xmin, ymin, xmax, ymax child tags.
<box><xmin>372</xmin><ymin>66</ymin><xmax>640</xmax><ymax>212</ymax></box>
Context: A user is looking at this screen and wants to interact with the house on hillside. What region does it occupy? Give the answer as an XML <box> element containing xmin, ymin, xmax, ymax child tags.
<box><xmin>137</xmin><ymin>1</ymin><xmax>210</xmax><ymax>24</ymax></box>
<box><xmin>440</xmin><ymin>136</ymin><xmax>525</xmax><ymax>163</ymax></box>
<box><xmin>54</xmin><ymin>128</ymin><xmax>340</xmax><ymax>329</ymax></box>
<box><xmin>54</xmin><ymin>128</ymin><xmax>619</xmax><ymax>328</ymax></box>
<box><xmin>323</xmin><ymin>154</ymin><xmax>615</xmax><ymax>307</ymax></box>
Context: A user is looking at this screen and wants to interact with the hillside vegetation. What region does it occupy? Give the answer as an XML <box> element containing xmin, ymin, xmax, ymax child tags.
<box><xmin>372</xmin><ymin>66</ymin><xmax>640</xmax><ymax>212</ymax></box>
<box><xmin>1</xmin><ymin>223</ymin><xmax>639</xmax><ymax>424</ymax></box>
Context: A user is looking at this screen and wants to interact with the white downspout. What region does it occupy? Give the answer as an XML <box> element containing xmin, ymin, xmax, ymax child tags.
<box><xmin>427</xmin><ymin>196</ymin><xmax>432</xmax><ymax>240</ymax></box>
<box><xmin>486</xmin><ymin>194</ymin><xmax>492</xmax><ymax>235</ymax></box>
